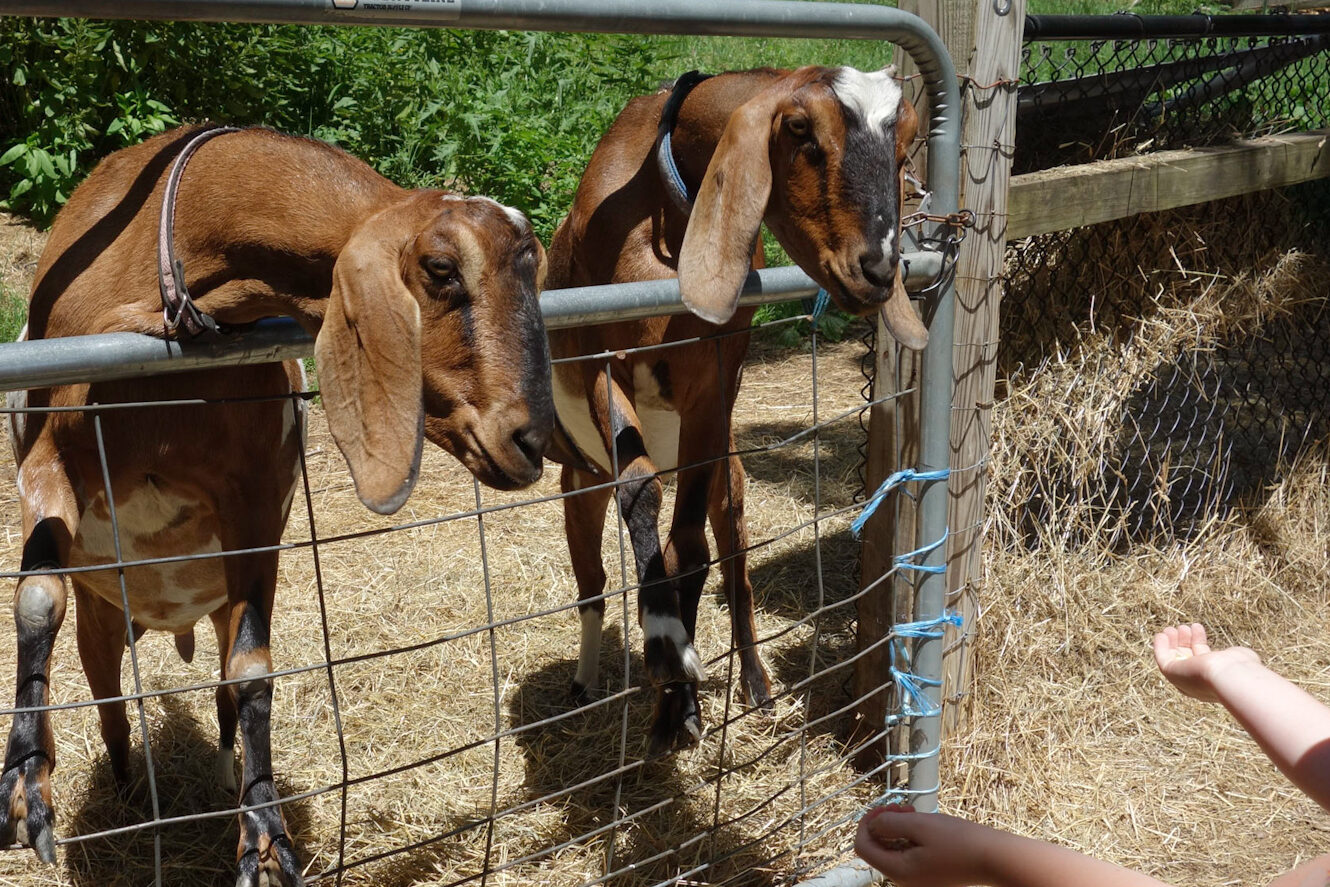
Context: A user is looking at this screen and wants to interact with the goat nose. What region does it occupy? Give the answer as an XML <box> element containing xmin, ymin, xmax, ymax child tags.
<box><xmin>860</xmin><ymin>251</ymin><xmax>897</xmax><ymax>288</ymax></box>
<box><xmin>513</xmin><ymin>420</ymin><xmax>551</xmax><ymax>467</ymax></box>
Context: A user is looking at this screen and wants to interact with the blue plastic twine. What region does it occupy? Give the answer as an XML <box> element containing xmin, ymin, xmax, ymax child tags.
<box><xmin>886</xmin><ymin>611</ymin><xmax>963</xmax><ymax>720</ymax></box>
<box><xmin>801</xmin><ymin>288</ymin><xmax>831</xmax><ymax>326</ymax></box>
<box><xmin>811</xmin><ymin>287</ymin><xmax>830</xmax><ymax>323</ymax></box>
<box><xmin>850</xmin><ymin>468</ymin><xmax>950</xmax><ymax>537</ymax></box>
<box><xmin>893</xmin><ymin>610</ymin><xmax>964</xmax><ymax>639</ymax></box>
<box><xmin>894</xmin><ymin>531</ymin><xmax>949</xmax><ymax>574</ymax></box>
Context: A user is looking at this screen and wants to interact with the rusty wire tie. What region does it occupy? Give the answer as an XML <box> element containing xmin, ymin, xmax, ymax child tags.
<box><xmin>900</xmin><ymin>208</ymin><xmax>976</xmax><ymax>231</ymax></box>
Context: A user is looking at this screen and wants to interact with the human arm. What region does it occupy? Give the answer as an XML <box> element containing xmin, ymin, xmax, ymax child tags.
<box><xmin>1154</xmin><ymin>623</ymin><xmax>1330</xmax><ymax>812</ymax></box>
<box><xmin>855</xmin><ymin>807</ymin><xmax>1175</xmax><ymax>887</ymax></box>
<box><xmin>1266</xmin><ymin>853</ymin><xmax>1330</xmax><ymax>887</ymax></box>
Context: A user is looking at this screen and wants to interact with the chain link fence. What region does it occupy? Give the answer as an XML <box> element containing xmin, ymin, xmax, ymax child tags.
<box><xmin>999</xmin><ymin>14</ymin><xmax>1330</xmax><ymax>546</ymax></box>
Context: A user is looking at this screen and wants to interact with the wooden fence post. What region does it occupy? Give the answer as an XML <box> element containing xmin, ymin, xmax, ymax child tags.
<box><xmin>855</xmin><ymin>0</ymin><xmax>1025</xmax><ymax>767</ymax></box>
<box><xmin>942</xmin><ymin>0</ymin><xmax>1025</xmax><ymax>737</ymax></box>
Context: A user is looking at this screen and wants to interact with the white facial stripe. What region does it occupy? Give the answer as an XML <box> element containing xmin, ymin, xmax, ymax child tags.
<box><xmin>469</xmin><ymin>194</ymin><xmax>531</xmax><ymax>235</ymax></box>
<box><xmin>832</xmin><ymin>67</ymin><xmax>903</xmax><ymax>134</ymax></box>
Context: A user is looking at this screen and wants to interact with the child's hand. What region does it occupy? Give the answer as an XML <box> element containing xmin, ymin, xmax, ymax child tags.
<box><xmin>855</xmin><ymin>805</ymin><xmax>995</xmax><ymax>887</ymax></box>
<box><xmin>1153</xmin><ymin>623</ymin><xmax>1260</xmax><ymax>703</ymax></box>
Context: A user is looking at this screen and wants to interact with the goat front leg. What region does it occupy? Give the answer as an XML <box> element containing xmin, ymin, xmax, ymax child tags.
<box><xmin>708</xmin><ymin>445</ymin><xmax>772</xmax><ymax>710</ymax></box>
<box><xmin>223</xmin><ymin>550</ymin><xmax>303</xmax><ymax>887</ymax></box>
<box><xmin>590</xmin><ymin>373</ymin><xmax>704</xmax><ymax>753</ymax></box>
<box><xmin>562</xmin><ymin>466</ymin><xmax>613</xmax><ymax>705</ymax></box>
<box><xmin>210</xmin><ymin>606</ymin><xmax>239</xmax><ymax>795</ymax></box>
<box><xmin>661</xmin><ymin>456</ymin><xmax>714</xmax><ymax>751</ymax></box>
<box><xmin>617</xmin><ymin>453</ymin><xmax>705</xmax><ymax>755</ymax></box>
<box><xmin>2</xmin><ymin>451</ymin><xmax>79</xmax><ymax>863</ymax></box>
<box><xmin>619</xmin><ymin>449</ymin><xmax>705</xmax><ymax>755</ymax></box>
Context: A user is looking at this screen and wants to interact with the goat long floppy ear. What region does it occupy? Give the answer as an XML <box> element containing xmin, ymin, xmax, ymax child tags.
<box><xmin>678</xmin><ymin>80</ymin><xmax>796</xmax><ymax>325</ymax></box>
<box><xmin>315</xmin><ymin>213</ymin><xmax>425</xmax><ymax>515</ymax></box>
<box><xmin>881</xmin><ymin>93</ymin><xmax>929</xmax><ymax>352</ymax></box>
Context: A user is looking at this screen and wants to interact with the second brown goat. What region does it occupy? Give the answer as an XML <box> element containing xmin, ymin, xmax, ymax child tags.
<box><xmin>546</xmin><ymin>65</ymin><xmax>925</xmax><ymax>753</ymax></box>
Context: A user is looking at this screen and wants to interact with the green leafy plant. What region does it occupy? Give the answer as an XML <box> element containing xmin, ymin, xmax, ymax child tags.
<box><xmin>0</xmin><ymin>20</ymin><xmax>664</xmax><ymax>238</ymax></box>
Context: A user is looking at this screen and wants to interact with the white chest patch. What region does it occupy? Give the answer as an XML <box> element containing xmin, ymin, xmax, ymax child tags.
<box><xmin>553</xmin><ymin>370</ymin><xmax>614</xmax><ymax>476</ymax></box>
<box><xmin>832</xmin><ymin>67</ymin><xmax>903</xmax><ymax>134</ymax></box>
<box><xmin>632</xmin><ymin>363</ymin><xmax>681</xmax><ymax>474</ymax></box>
<box><xmin>6</xmin><ymin>387</ymin><xmax>25</xmax><ymax>468</ymax></box>
<box><xmin>551</xmin><ymin>363</ymin><xmax>682</xmax><ymax>477</ymax></box>
<box><xmin>8</xmin><ymin>325</ymin><xmax>28</xmax><ymax>459</ymax></box>
<box><xmin>279</xmin><ymin>362</ymin><xmax>309</xmax><ymax>522</ymax></box>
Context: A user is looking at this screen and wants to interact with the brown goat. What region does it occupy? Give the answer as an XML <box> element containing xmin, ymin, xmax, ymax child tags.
<box><xmin>4</xmin><ymin>124</ymin><xmax>555</xmax><ymax>885</ymax></box>
<box><xmin>546</xmin><ymin>66</ymin><xmax>923</xmax><ymax>754</ymax></box>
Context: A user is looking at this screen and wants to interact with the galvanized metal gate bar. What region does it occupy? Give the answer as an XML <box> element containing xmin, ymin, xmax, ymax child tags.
<box><xmin>0</xmin><ymin>257</ymin><xmax>945</xmax><ymax>392</ymax></box>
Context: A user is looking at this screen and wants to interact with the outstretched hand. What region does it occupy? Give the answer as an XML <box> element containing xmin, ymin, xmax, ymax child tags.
<box><xmin>855</xmin><ymin>805</ymin><xmax>995</xmax><ymax>887</ymax></box>
<box><xmin>1152</xmin><ymin>623</ymin><xmax>1260</xmax><ymax>703</ymax></box>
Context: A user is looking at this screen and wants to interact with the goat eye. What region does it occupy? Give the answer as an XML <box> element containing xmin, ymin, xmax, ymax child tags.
<box><xmin>424</xmin><ymin>256</ymin><xmax>458</xmax><ymax>282</ymax></box>
<box><xmin>786</xmin><ymin>116</ymin><xmax>810</xmax><ymax>138</ymax></box>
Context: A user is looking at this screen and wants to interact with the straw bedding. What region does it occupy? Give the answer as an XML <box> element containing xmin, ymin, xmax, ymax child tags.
<box><xmin>0</xmin><ymin>198</ymin><xmax>1328</xmax><ymax>887</ymax></box>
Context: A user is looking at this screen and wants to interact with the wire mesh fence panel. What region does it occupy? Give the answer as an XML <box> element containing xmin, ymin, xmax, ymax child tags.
<box><xmin>0</xmin><ymin>5</ymin><xmax>967</xmax><ymax>883</ymax></box>
<box><xmin>0</xmin><ymin>311</ymin><xmax>920</xmax><ymax>887</ymax></box>
<box><xmin>1002</xmin><ymin>16</ymin><xmax>1330</xmax><ymax>546</ymax></box>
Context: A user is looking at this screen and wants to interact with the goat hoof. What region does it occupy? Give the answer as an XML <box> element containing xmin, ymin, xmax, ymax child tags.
<box><xmin>643</xmin><ymin>632</ymin><xmax>705</xmax><ymax>686</ymax></box>
<box><xmin>113</xmin><ymin>774</ymin><xmax>149</xmax><ymax>807</ymax></box>
<box><xmin>743</xmin><ymin>674</ymin><xmax>775</xmax><ymax>711</ymax></box>
<box><xmin>569</xmin><ymin>680</ymin><xmax>593</xmax><ymax>707</ymax></box>
<box><xmin>677</xmin><ymin>687</ymin><xmax>702</xmax><ymax>747</ymax></box>
<box><xmin>0</xmin><ymin>754</ymin><xmax>57</xmax><ymax>864</ymax></box>
<box><xmin>236</xmin><ymin>832</ymin><xmax>303</xmax><ymax>887</ymax></box>
<box><xmin>33</xmin><ymin>826</ymin><xmax>56</xmax><ymax>865</ymax></box>
<box><xmin>647</xmin><ymin>682</ymin><xmax>702</xmax><ymax>756</ymax></box>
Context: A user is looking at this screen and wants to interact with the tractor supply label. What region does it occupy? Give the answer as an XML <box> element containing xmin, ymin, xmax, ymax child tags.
<box><xmin>331</xmin><ymin>0</ymin><xmax>459</xmax><ymax>16</ymax></box>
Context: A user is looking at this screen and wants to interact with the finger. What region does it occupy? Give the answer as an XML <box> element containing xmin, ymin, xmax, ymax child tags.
<box><xmin>1153</xmin><ymin>630</ymin><xmax>1173</xmax><ymax>667</ymax></box>
<box><xmin>1154</xmin><ymin>628</ymin><xmax>1190</xmax><ymax>667</ymax></box>
<box><xmin>866</xmin><ymin>810</ymin><xmax>925</xmax><ymax>844</ymax></box>
<box><xmin>866</xmin><ymin>803</ymin><xmax>915</xmax><ymax>820</ymax></box>
<box><xmin>1190</xmin><ymin>622</ymin><xmax>1210</xmax><ymax>656</ymax></box>
<box><xmin>856</xmin><ymin>815</ymin><xmax>906</xmax><ymax>876</ymax></box>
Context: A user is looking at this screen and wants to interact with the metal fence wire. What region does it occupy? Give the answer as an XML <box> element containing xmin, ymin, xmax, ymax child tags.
<box><xmin>1001</xmin><ymin>14</ymin><xmax>1330</xmax><ymax>546</ymax></box>
<box><xmin>0</xmin><ymin>309</ymin><xmax>930</xmax><ymax>886</ymax></box>
<box><xmin>1016</xmin><ymin>14</ymin><xmax>1330</xmax><ymax>173</ymax></box>
<box><xmin>0</xmin><ymin>4</ymin><xmax>966</xmax><ymax>885</ymax></box>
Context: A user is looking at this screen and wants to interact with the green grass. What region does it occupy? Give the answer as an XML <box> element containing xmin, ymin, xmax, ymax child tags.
<box><xmin>0</xmin><ymin>284</ymin><xmax>26</xmax><ymax>343</ymax></box>
<box><xmin>649</xmin><ymin>0</ymin><xmax>1227</xmax><ymax>76</ymax></box>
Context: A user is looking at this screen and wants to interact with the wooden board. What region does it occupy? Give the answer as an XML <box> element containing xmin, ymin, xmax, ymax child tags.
<box><xmin>940</xmin><ymin>0</ymin><xmax>1026</xmax><ymax>740</ymax></box>
<box><xmin>855</xmin><ymin>0</ymin><xmax>1025</xmax><ymax>772</ymax></box>
<box><xmin>1008</xmin><ymin>130</ymin><xmax>1330</xmax><ymax>239</ymax></box>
